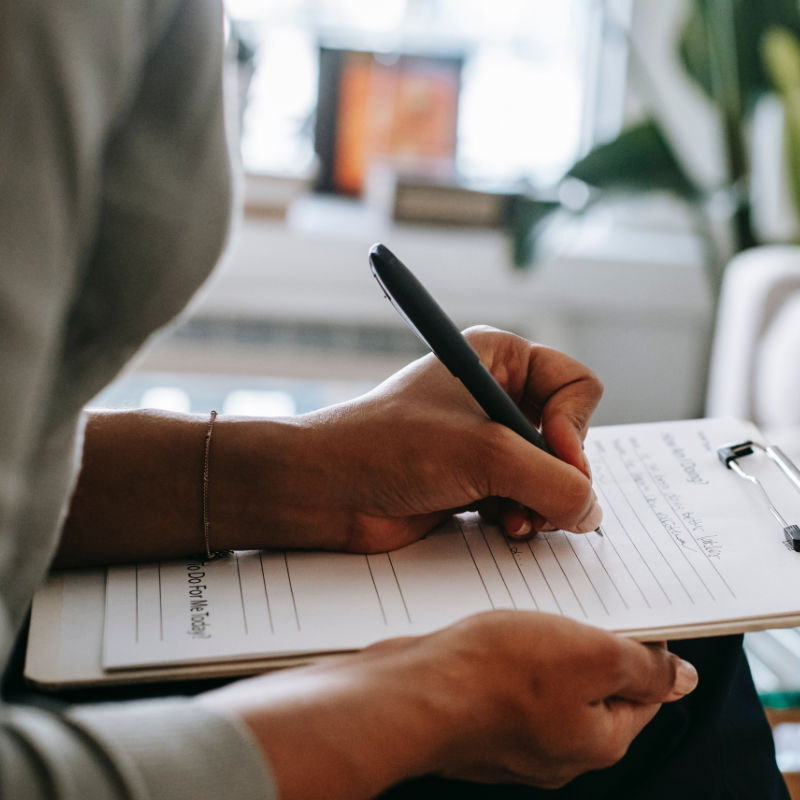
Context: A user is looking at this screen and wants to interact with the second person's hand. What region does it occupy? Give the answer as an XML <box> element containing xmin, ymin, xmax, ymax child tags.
<box><xmin>200</xmin><ymin>610</ymin><xmax>698</xmax><ymax>800</ymax></box>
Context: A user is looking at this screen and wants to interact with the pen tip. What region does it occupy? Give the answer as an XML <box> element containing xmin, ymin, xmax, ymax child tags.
<box><xmin>595</xmin><ymin>526</ymin><xmax>604</xmax><ymax>536</ymax></box>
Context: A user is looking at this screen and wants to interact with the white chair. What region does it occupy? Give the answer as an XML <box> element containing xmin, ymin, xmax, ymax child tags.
<box><xmin>706</xmin><ymin>245</ymin><xmax>800</xmax><ymax>430</ymax></box>
<box><xmin>707</xmin><ymin>246</ymin><xmax>800</xmax><ymax>696</ymax></box>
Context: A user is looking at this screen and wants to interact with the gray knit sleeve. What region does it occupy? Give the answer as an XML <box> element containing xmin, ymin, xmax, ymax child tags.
<box><xmin>0</xmin><ymin>0</ymin><xmax>280</xmax><ymax>797</ymax></box>
<box><xmin>2</xmin><ymin>700</ymin><xmax>277</xmax><ymax>800</ymax></box>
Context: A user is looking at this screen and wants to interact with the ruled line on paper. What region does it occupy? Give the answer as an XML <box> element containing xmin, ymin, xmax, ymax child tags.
<box><xmin>503</xmin><ymin>538</ymin><xmax>539</xmax><ymax>610</ymax></box>
<box><xmin>605</xmin><ymin>444</ymin><xmax>698</xmax><ymax>604</ymax></box>
<box><xmin>234</xmin><ymin>553</ymin><xmax>248</xmax><ymax>635</ymax></box>
<box><xmin>284</xmin><ymin>553</ymin><xmax>301</xmax><ymax>631</ymax></box>
<box><xmin>594</xmin><ymin>452</ymin><xmax>676</xmax><ymax>605</ymax></box>
<box><xmin>565</xmin><ymin>535</ymin><xmax>609</xmax><ymax>616</ymax></box>
<box><xmin>609</xmin><ymin>453</ymin><xmax>696</xmax><ymax>604</ymax></box>
<box><xmin>456</xmin><ymin>518</ymin><xmax>495</xmax><ymax>609</ymax></box>
<box><xmin>477</xmin><ymin>520</ymin><xmax>517</xmax><ymax>609</ymax></box>
<box><xmin>157</xmin><ymin>563</ymin><xmax>164</xmax><ymax>641</ymax></box>
<box><xmin>134</xmin><ymin>564</ymin><xmax>139</xmax><ymax>643</ymax></box>
<box><xmin>593</xmin><ymin>480</ymin><xmax>657</xmax><ymax>608</ymax></box>
<box><xmin>365</xmin><ymin>555</ymin><xmax>388</xmax><ymax>625</ymax></box>
<box><xmin>584</xmin><ymin>527</ymin><xmax>632</xmax><ymax>610</ymax></box>
<box><xmin>526</xmin><ymin>540</ymin><xmax>563</xmax><ymax>614</ymax></box>
<box><xmin>543</xmin><ymin>534</ymin><xmax>587</xmax><ymax>618</ymax></box>
<box><xmin>628</xmin><ymin>441</ymin><xmax>717</xmax><ymax>601</ymax></box>
<box><xmin>630</xmin><ymin>440</ymin><xmax>736</xmax><ymax>601</ymax></box>
<box><xmin>387</xmin><ymin>552</ymin><xmax>412</xmax><ymax>623</ymax></box>
<box><xmin>258</xmin><ymin>552</ymin><xmax>275</xmax><ymax>634</ymax></box>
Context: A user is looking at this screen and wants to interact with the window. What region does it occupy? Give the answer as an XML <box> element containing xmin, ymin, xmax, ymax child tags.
<box><xmin>226</xmin><ymin>0</ymin><xmax>624</xmax><ymax>188</ymax></box>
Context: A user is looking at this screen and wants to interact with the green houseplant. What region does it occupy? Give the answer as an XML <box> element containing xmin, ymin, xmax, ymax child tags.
<box><xmin>512</xmin><ymin>0</ymin><xmax>800</xmax><ymax>301</ymax></box>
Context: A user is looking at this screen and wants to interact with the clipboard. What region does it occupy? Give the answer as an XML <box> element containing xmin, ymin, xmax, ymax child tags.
<box><xmin>24</xmin><ymin>417</ymin><xmax>800</xmax><ymax>690</ymax></box>
<box><xmin>24</xmin><ymin>568</ymin><xmax>324</xmax><ymax>690</ymax></box>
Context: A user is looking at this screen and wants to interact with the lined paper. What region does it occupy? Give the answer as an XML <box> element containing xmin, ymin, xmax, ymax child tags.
<box><xmin>103</xmin><ymin>418</ymin><xmax>800</xmax><ymax>670</ymax></box>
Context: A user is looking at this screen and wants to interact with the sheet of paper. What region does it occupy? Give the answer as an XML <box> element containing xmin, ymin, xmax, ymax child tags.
<box><xmin>103</xmin><ymin>418</ymin><xmax>800</xmax><ymax>670</ymax></box>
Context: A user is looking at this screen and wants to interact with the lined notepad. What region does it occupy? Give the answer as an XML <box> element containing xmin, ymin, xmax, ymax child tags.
<box><xmin>101</xmin><ymin>418</ymin><xmax>800</xmax><ymax>671</ymax></box>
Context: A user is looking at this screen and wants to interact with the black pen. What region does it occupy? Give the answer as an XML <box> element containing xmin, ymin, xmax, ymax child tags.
<box><xmin>368</xmin><ymin>242</ymin><xmax>602</xmax><ymax>535</ymax></box>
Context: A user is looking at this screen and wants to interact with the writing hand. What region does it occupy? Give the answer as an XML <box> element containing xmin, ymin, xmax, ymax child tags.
<box><xmin>57</xmin><ymin>328</ymin><xmax>602</xmax><ymax>564</ymax></box>
<box><xmin>236</xmin><ymin>326</ymin><xmax>603</xmax><ymax>553</ymax></box>
<box><xmin>199</xmin><ymin>610</ymin><xmax>697</xmax><ymax>800</ymax></box>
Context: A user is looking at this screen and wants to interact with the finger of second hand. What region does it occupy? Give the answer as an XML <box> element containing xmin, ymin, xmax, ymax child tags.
<box><xmin>502</xmin><ymin>503</ymin><xmax>534</xmax><ymax>538</ymax></box>
<box><xmin>596</xmin><ymin>696</ymin><xmax>662</xmax><ymax>749</ymax></box>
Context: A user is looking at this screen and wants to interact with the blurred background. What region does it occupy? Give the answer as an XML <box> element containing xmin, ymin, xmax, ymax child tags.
<box><xmin>104</xmin><ymin>0</ymin><xmax>716</xmax><ymax>425</ymax></box>
<box><xmin>95</xmin><ymin>0</ymin><xmax>800</xmax><ymax>777</ymax></box>
<box><xmin>101</xmin><ymin>0</ymin><xmax>800</xmax><ymax>428</ymax></box>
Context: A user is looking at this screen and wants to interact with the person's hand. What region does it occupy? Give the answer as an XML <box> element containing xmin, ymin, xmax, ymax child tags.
<box><xmin>57</xmin><ymin>328</ymin><xmax>602</xmax><ymax>565</ymax></box>
<box><xmin>199</xmin><ymin>610</ymin><xmax>698</xmax><ymax>800</ymax></box>
<box><xmin>224</xmin><ymin>326</ymin><xmax>603</xmax><ymax>553</ymax></box>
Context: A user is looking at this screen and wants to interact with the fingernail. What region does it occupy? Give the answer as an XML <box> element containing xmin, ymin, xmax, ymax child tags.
<box><xmin>673</xmin><ymin>658</ymin><xmax>698</xmax><ymax>696</ymax></box>
<box><xmin>508</xmin><ymin>518</ymin><xmax>532</xmax><ymax>538</ymax></box>
<box><xmin>574</xmin><ymin>500</ymin><xmax>603</xmax><ymax>533</ymax></box>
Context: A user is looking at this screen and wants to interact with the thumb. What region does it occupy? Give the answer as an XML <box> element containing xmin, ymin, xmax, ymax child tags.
<box><xmin>610</xmin><ymin>639</ymin><xmax>698</xmax><ymax>704</ymax></box>
<box><xmin>488</xmin><ymin>429</ymin><xmax>602</xmax><ymax>533</ymax></box>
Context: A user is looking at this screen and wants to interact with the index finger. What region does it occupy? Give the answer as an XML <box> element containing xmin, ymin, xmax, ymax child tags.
<box><xmin>527</xmin><ymin>346</ymin><xmax>603</xmax><ymax>475</ymax></box>
<box><xmin>465</xmin><ymin>330</ymin><xmax>602</xmax><ymax>474</ymax></box>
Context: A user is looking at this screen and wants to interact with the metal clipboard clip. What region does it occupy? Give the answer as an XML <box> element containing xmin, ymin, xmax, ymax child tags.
<box><xmin>717</xmin><ymin>440</ymin><xmax>800</xmax><ymax>552</ymax></box>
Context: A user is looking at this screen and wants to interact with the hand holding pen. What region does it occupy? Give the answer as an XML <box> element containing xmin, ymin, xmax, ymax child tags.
<box><xmin>368</xmin><ymin>243</ymin><xmax>604</xmax><ymax>539</ymax></box>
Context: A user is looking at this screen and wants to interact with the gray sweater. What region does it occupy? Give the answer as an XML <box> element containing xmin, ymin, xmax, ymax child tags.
<box><xmin>0</xmin><ymin>1</ymin><xmax>276</xmax><ymax>796</ymax></box>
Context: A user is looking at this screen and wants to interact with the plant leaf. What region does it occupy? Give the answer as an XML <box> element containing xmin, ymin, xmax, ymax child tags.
<box><xmin>762</xmin><ymin>26</ymin><xmax>800</xmax><ymax>234</ymax></box>
<box><xmin>679</xmin><ymin>0</ymin><xmax>800</xmax><ymax>110</ymax></box>
<box><xmin>566</xmin><ymin>119</ymin><xmax>700</xmax><ymax>200</ymax></box>
<box><xmin>506</xmin><ymin>197</ymin><xmax>560</xmax><ymax>268</ymax></box>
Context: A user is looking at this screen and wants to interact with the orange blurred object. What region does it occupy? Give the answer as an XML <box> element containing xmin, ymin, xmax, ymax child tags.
<box><xmin>321</xmin><ymin>50</ymin><xmax>461</xmax><ymax>195</ymax></box>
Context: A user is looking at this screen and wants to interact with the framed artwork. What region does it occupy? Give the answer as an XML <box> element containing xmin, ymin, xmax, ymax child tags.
<box><xmin>315</xmin><ymin>47</ymin><xmax>462</xmax><ymax>195</ymax></box>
